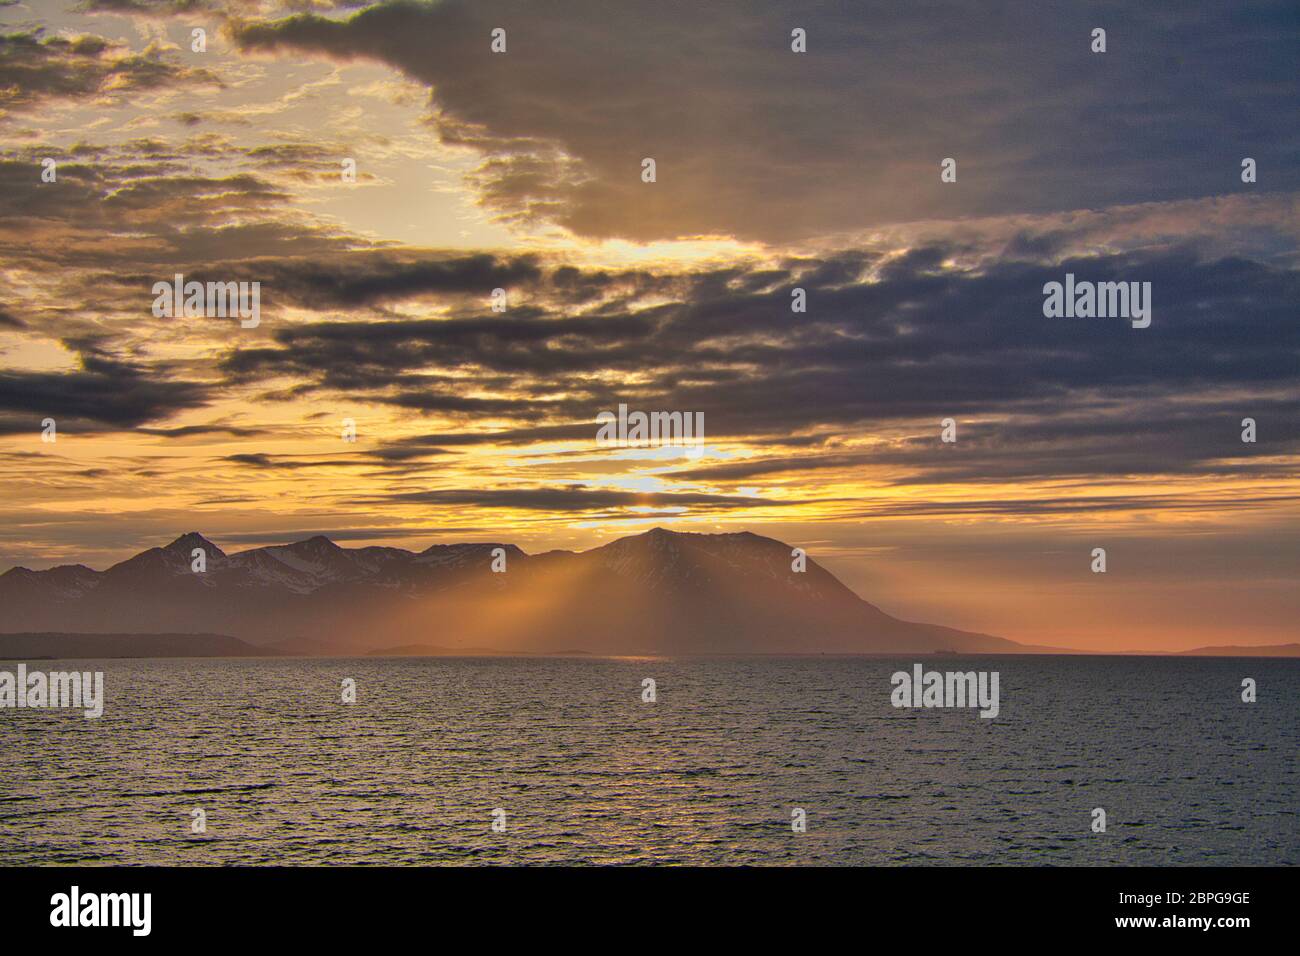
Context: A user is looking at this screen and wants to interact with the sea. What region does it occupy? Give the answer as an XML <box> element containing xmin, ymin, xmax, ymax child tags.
<box><xmin>1</xmin><ymin>655</ymin><xmax>1295</xmax><ymax>865</ymax></box>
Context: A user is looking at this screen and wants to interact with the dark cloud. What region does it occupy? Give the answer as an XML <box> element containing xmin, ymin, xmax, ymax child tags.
<box><xmin>366</xmin><ymin>423</ymin><xmax>596</xmax><ymax>460</ymax></box>
<box><xmin>0</xmin><ymin>340</ymin><xmax>212</xmax><ymax>433</ymax></box>
<box><xmin>0</xmin><ymin>145</ymin><xmax>363</xmax><ymax>295</ymax></box>
<box><xmin>78</xmin><ymin>0</ymin><xmax>376</xmax><ymax>13</ymax></box>
<box><xmin>137</xmin><ymin>423</ymin><xmax>270</xmax><ymax>438</ymax></box>
<box><xmin>674</xmin><ymin>452</ymin><xmax>875</xmax><ymax>483</ymax></box>
<box><xmin>222</xmin><ymin>452</ymin><xmax>362</xmax><ymax>469</ymax></box>
<box><xmin>0</xmin><ymin>29</ymin><xmax>220</xmax><ymax>116</ymax></box>
<box><xmin>255</xmin><ymin>252</ymin><xmax>546</xmax><ymax>308</ymax></box>
<box><xmin>674</xmin><ymin>401</ymin><xmax>1300</xmax><ymax>487</ymax></box>
<box><xmin>80</xmin><ymin>0</ymin><xmax>218</xmax><ymax>10</ymax></box>
<box><xmin>847</xmin><ymin>491</ymin><xmax>1300</xmax><ymax>520</ymax></box>
<box><xmin>0</xmin><ymin>155</ymin><xmax>286</xmax><ymax>237</ymax></box>
<box><xmin>217</xmin><ymin>244</ymin><xmax>1300</xmax><ymax>487</ymax></box>
<box><xmin>231</xmin><ymin>0</ymin><xmax>1300</xmax><ymax>241</ymax></box>
<box><xmin>364</xmin><ymin>485</ymin><xmax>794</xmax><ymax>513</ymax></box>
<box><xmin>192</xmin><ymin>250</ymin><xmax>688</xmax><ymax>314</ymax></box>
<box><xmin>220</xmin><ymin>305</ymin><xmax>655</xmax><ymax>397</ymax></box>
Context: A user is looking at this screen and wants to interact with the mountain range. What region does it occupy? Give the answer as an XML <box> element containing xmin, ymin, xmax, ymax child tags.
<box><xmin>0</xmin><ymin>527</ymin><xmax>1029</xmax><ymax>655</ymax></box>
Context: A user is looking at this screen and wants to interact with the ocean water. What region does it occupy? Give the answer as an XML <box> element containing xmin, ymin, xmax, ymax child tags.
<box><xmin>1</xmin><ymin>655</ymin><xmax>1295</xmax><ymax>866</ymax></box>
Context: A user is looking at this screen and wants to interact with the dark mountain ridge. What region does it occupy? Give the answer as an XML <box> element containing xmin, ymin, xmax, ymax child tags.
<box><xmin>0</xmin><ymin>527</ymin><xmax>1024</xmax><ymax>655</ymax></box>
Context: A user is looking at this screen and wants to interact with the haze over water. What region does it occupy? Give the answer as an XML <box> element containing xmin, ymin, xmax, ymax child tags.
<box><xmin>2</xmin><ymin>655</ymin><xmax>1295</xmax><ymax>866</ymax></box>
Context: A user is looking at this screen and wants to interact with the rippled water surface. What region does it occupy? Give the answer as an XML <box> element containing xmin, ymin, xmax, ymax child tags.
<box><xmin>1</xmin><ymin>655</ymin><xmax>1295</xmax><ymax>865</ymax></box>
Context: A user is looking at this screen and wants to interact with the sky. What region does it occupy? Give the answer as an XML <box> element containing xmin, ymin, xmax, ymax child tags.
<box><xmin>0</xmin><ymin>0</ymin><xmax>1297</xmax><ymax>650</ymax></box>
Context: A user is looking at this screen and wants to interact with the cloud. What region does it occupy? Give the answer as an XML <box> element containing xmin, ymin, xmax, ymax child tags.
<box><xmin>137</xmin><ymin>423</ymin><xmax>271</xmax><ymax>438</ymax></box>
<box><xmin>254</xmin><ymin>251</ymin><xmax>546</xmax><ymax>308</ymax></box>
<box><xmin>0</xmin><ymin>29</ymin><xmax>220</xmax><ymax>117</ymax></box>
<box><xmin>78</xmin><ymin>0</ymin><xmax>376</xmax><ymax>15</ymax></box>
<box><xmin>845</xmin><ymin>491</ymin><xmax>1300</xmax><ymax>520</ymax></box>
<box><xmin>217</xmin><ymin>242</ymin><xmax>1300</xmax><ymax>490</ymax></box>
<box><xmin>0</xmin><ymin>339</ymin><xmax>212</xmax><ymax>433</ymax></box>
<box><xmin>0</xmin><ymin>140</ymin><xmax>366</xmax><ymax>326</ymax></box>
<box><xmin>222</xmin><ymin>452</ymin><xmax>363</xmax><ymax>468</ymax></box>
<box><xmin>231</xmin><ymin>0</ymin><xmax>1300</xmax><ymax>242</ymax></box>
<box><xmin>364</xmin><ymin>485</ymin><xmax>793</xmax><ymax>513</ymax></box>
<box><xmin>366</xmin><ymin>423</ymin><xmax>596</xmax><ymax>460</ymax></box>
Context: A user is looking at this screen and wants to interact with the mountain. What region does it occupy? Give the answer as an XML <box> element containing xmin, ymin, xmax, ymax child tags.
<box><xmin>0</xmin><ymin>631</ymin><xmax>270</xmax><ymax>659</ymax></box>
<box><xmin>1174</xmin><ymin>643</ymin><xmax>1300</xmax><ymax>658</ymax></box>
<box><xmin>0</xmin><ymin>528</ymin><xmax>1026</xmax><ymax>655</ymax></box>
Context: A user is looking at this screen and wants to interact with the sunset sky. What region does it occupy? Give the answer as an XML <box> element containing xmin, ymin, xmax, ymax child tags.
<box><xmin>1</xmin><ymin>0</ymin><xmax>1297</xmax><ymax>651</ymax></box>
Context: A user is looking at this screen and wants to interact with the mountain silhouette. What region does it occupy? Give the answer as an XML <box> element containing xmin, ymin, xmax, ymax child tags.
<box><xmin>0</xmin><ymin>528</ymin><xmax>1026</xmax><ymax>655</ymax></box>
